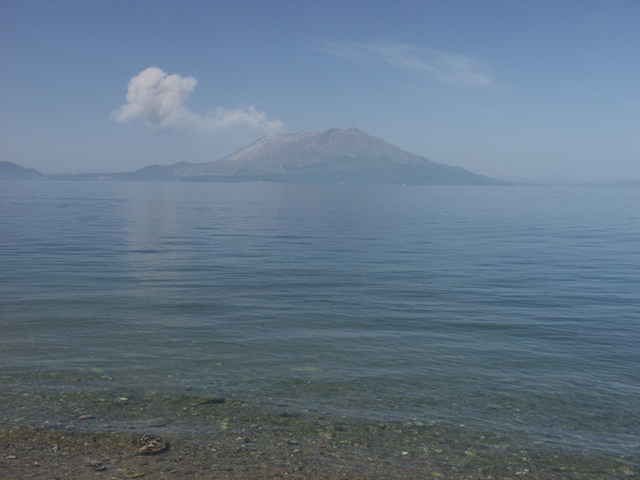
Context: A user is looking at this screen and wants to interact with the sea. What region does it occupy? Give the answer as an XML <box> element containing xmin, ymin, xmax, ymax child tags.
<box><xmin>1</xmin><ymin>180</ymin><xmax>638</xmax><ymax>459</ymax></box>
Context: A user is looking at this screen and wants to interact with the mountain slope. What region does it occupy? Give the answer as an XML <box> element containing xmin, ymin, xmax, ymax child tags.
<box><xmin>120</xmin><ymin>127</ymin><xmax>509</xmax><ymax>185</ymax></box>
<box><xmin>214</xmin><ymin>127</ymin><xmax>423</xmax><ymax>169</ymax></box>
<box><xmin>0</xmin><ymin>161</ymin><xmax>44</xmax><ymax>180</ymax></box>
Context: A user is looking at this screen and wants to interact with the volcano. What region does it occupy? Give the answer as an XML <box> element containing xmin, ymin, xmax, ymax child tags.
<box><xmin>117</xmin><ymin>127</ymin><xmax>509</xmax><ymax>185</ymax></box>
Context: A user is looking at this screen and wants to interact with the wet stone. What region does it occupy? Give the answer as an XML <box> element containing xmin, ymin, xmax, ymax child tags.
<box><xmin>84</xmin><ymin>458</ymin><xmax>107</xmax><ymax>471</ymax></box>
<box><xmin>125</xmin><ymin>471</ymin><xmax>146</xmax><ymax>478</ymax></box>
<box><xmin>137</xmin><ymin>434</ymin><xmax>168</xmax><ymax>455</ymax></box>
<box><xmin>195</xmin><ymin>396</ymin><xmax>226</xmax><ymax>405</ymax></box>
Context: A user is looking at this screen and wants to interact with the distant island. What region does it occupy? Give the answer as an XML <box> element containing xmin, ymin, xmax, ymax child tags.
<box><xmin>6</xmin><ymin>127</ymin><xmax>511</xmax><ymax>185</ymax></box>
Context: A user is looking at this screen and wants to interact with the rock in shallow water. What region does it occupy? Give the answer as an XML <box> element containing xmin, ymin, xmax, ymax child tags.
<box><xmin>84</xmin><ymin>458</ymin><xmax>107</xmax><ymax>471</ymax></box>
<box><xmin>137</xmin><ymin>434</ymin><xmax>168</xmax><ymax>455</ymax></box>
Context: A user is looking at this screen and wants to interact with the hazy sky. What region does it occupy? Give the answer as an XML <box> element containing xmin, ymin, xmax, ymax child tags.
<box><xmin>1</xmin><ymin>1</ymin><xmax>638</xmax><ymax>182</ymax></box>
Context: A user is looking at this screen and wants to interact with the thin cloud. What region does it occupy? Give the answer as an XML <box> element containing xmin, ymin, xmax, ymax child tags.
<box><xmin>316</xmin><ymin>40</ymin><xmax>494</xmax><ymax>88</ymax></box>
<box><xmin>111</xmin><ymin>67</ymin><xmax>284</xmax><ymax>134</ymax></box>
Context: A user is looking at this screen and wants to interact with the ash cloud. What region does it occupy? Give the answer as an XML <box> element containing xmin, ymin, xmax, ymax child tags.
<box><xmin>111</xmin><ymin>67</ymin><xmax>284</xmax><ymax>134</ymax></box>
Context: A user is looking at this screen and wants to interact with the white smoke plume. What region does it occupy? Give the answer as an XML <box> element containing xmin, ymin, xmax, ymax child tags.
<box><xmin>111</xmin><ymin>67</ymin><xmax>284</xmax><ymax>134</ymax></box>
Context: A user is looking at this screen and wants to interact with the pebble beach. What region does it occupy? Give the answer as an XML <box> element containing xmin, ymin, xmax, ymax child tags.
<box><xmin>1</xmin><ymin>390</ymin><xmax>637</xmax><ymax>479</ymax></box>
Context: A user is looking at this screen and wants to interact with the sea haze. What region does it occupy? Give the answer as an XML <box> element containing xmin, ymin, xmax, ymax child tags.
<box><xmin>1</xmin><ymin>181</ymin><xmax>638</xmax><ymax>455</ymax></box>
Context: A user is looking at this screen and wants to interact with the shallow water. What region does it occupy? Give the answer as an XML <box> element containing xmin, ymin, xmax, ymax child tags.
<box><xmin>1</xmin><ymin>181</ymin><xmax>639</xmax><ymax>457</ymax></box>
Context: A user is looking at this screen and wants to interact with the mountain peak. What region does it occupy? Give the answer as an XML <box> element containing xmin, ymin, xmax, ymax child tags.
<box><xmin>216</xmin><ymin>127</ymin><xmax>422</xmax><ymax>169</ymax></box>
<box><xmin>317</xmin><ymin>126</ymin><xmax>370</xmax><ymax>145</ymax></box>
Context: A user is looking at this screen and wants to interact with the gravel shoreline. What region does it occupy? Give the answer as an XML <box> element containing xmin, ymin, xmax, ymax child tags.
<box><xmin>1</xmin><ymin>394</ymin><xmax>637</xmax><ymax>479</ymax></box>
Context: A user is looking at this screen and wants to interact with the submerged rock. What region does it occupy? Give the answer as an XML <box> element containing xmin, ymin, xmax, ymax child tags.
<box><xmin>137</xmin><ymin>434</ymin><xmax>168</xmax><ymax>455</ymax></box>
<box><xmin>196</xmin><ymin>396</ymin><xmax>226</xmax><ymax>405</ymax></box>
<box><xmin>84</xmin><ymin>458</ymin><xmax>107</xmax><ymax>471</ymax></box>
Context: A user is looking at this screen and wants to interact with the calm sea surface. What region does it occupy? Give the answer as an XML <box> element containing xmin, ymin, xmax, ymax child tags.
<box><xmin>1</xmin><ymin>181</ymin><xmax>639</xmax><ymax>455</ymax></box>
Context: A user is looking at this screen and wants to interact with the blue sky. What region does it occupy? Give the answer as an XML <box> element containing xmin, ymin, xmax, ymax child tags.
<box><xmin>1</xmin><ymin>0</ymin><xmax>638</xmax><ymax>182</ymax></box>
